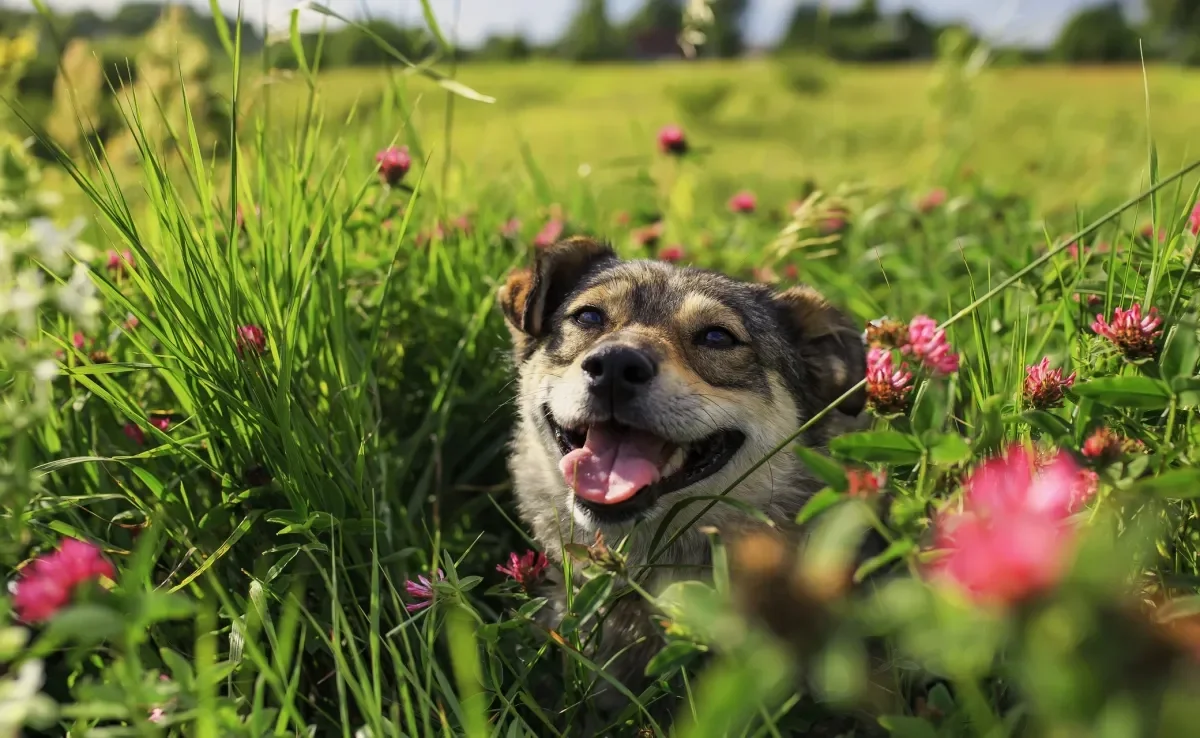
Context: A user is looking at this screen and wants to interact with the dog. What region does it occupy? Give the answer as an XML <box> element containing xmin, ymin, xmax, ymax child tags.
<box><xmin>497</xmin><ymin>236</ymin><xmax>869</xmax><ymax>724</ymax></box>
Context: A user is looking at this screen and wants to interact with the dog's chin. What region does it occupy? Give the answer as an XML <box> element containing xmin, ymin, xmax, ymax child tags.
<box><xmin>541</xmin><ymin>404</ymin><xmax>747</xmax><ymax>524</ymax></box>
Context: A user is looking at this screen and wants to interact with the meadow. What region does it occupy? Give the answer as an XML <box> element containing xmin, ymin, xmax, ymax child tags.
<box><xmin>8</xmin><ymin>24</ymin><xmax>1200</xmax><ymax>738</ymax></box>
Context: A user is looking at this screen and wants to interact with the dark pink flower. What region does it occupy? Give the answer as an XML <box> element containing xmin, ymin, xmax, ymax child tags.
<box><xmin>72</xmin><ymin>332</ymin><xmax>87</xmax><ymax>350</ymax></box>
<box><xmin>501</xmin><ymin>218</ymin><xmax>522</xmax><ymax>239</ymax></box>
<box><xmin>1140</xmin><ymin>224</ymin><xmax>1166</xmax><ymax>242</ymax></box>
<box><xmin>1190</xmin><ymin>202</ymin><xmax>1200</xmax><ymax>236</ymax></box>
<box><xmin>657</xmin><ymin>124</ymin><xmax>688</xmax><ymax>155</ymax></box>
<box><xmin>1092</xmin><ymin>303</ymin><xmax>1162</xmax><ymax>359</ymax></box>
<box><xmin>1073</xmin><ymin>292</ymin><xmax>1102</xmax><ymax>307</ymax></box>
<box><xmin>533</xmin><ymin>219</ymin><xmax>564</xmax><ymax>249</ymax></box>
<box><xmin>11</xmin><ymin>574</ymin><xmax>69</xmax><ymax>623</ymax></box>
<box><xmin>728</xmin><ymin>191</ymin><xmax>757</xmax><ymax>214</ymax></box>
<box><xmin>150</xmin><ymin>417</ymin><xmax>170</xmax><ymax>432</ymax></box>
<box><xmin>1082</xmin><ymin>427</ymin><xmax>1144</xmax><ymax>461</ymax></box>
<box><xmin>13</xmin><ymin>538</ymin><xmax>115</xmax><ymax>623</ymax></box>
<box><xmin>847</xmin><ymin>469</ymin><xmax>886</xmax><ymax>499</ymax></box>
<box><xmin>124</xmin><ymin>314</ymin><xmax>140</xmax><ymax>331</ymax></box>
<box><xmin>236</xmin><ymin>325</ymin><xmax>267</xmax><ymax>357</ymax></box>
<box><xmin>106</xmin><ymin>249</ymin><xmax>134</xmax><ymax>274</ymax></box>
<box><xmin>929</xmin><ymin>447</ymin><xmax>1092</xmax><ymax>606</ymax></box>
<box><xmin>497</xmin><ymin>550</ymin><xmax>549</xmax><ymax>589</ymax></box>
<box><xmin>783</xmin><ymin>264</ymin><xmax>799</xmax><ymax>280</ymax></box>
<box><xmin>123</xmin><ymin>422</ymin><xmax>145</xmax><ymax>446</ymax></box>
<box><xmin>866</xmin><ymin>347</ymin><xmax>912</xmax><ymax>414</ymax></box>
<box><xmin>632</xmin><ymin>221</ymin><xmax>664</xmax><ymax>248</ymax></box>
<box><xmin>658</xmin><ymin>245</ymin><xmax>684</xmax><ymax>263</ymax></box>
<box><xmin>1023</xmin><ymin>357</ymin><xmax>1076</xmax><ymax>409</ymax></box>
<box><xmin>960</xmin><ymin>447</ymin><xmax>1093</xmax><ymax>520</ymax></box>
<box><xmin>375</xmin><ymin>146</ymin><xmax>411</xmax><ymax>186</ymax></box>
<box><xmin>901</xmin><ymin>315</ymin><xmax>960</xmax><ymax>375</ymax></box>
<box><xmin>917</xmin><ymin>188</ymin><xmax>947</xmax><ymax>213</ymax></box>
<box><xmin>404</xmin><ymin>569</ymin><xmax>445</xmax><ymax>612</ymax></box>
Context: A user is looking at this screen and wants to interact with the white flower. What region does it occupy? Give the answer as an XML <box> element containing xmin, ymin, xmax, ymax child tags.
<box><xmin>56</xmin><ymin>263</ymin><xmax>100</xmax><ymax>329</ymax></box>
<box><xmin>33</xmin><ymin>360</ymin><xmax>57</xmax><ymax>382</ymax></box>
<box><xmin>7</xmin><ymin>268</ymin><xmax>45</xmax><ymax>334</ymax></box>
<box><xmin>0</xmin><ymin>659</ymin><xmax>57</xmax><ymax>738</ymax></box>
<box><xmin>29</xmin><ymin>217</ymin><xmax>85</xmax><ymax>273</ymax></box>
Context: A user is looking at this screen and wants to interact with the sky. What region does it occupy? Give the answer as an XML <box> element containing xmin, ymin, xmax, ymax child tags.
<box><xmin>5</xmin><ymin>0</ymin><xmax>1145</xmax><ymax>48</ymax></box>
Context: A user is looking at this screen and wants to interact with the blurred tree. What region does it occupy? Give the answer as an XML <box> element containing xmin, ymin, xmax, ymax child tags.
<box><xmin>778</xmin><ymin>0</ymin><xmax>938</xmax><ymax>61</ymax></box>
<box><xmin>326</xmin><ymin>21</ymin><xmax>432</xmax><ymax>67</ymax></box>
<box><xmin>706</xmin><ymin>0</ymin><xmax>747</xmax><ymax>57</ymax></box>
<box><xmin>1053</xmin><ymin>3</ymin><xmax>1140</xmax><ymax>62</ymax></box>
<box><xmin>110</xmin><ymin>3</ymin><xmax>163</xmax><ymax>36</ymax></box>
<box><xmin>108</xmin><ymin>6</ymin><xmax>231</xmax><ymax>161</ymax></box>
<box><xmin>1146</xmin><ymin>0</ymin><xmax>1200</xmax><ymax>33</ymax></box>
<box><xmin>560</xmin><ymin>0</ymin><xmax>622</xmax><ymax>62</ymax></box>
<box><xmin>45</xmin><ymin>38</ymin><xmax>102</xmax><ymax>156</ymax></box>
<box><xmin>476</xmin><ymin>35</ymin><xmax>532</xmax><ymax>61</ymax></box>
<box><xmin>624</xmin><ymin>0</ymin><xmax>683</xmax><ymax>57</ymax></box>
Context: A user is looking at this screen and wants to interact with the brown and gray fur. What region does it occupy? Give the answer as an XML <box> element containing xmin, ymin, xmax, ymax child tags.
<box><xmin>497</xmin><ymin>237</ymin><xmax>868</xmax><ymax>722</ymax></box>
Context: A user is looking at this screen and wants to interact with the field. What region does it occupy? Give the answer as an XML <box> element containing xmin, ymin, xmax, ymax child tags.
<box><xmin>8</xmin><ymin>48</ymin><xmax>1200</xmax><ymax>737</ymax></box>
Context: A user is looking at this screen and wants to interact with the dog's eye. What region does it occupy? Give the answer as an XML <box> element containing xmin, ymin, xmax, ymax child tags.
<box><xmin>573</xmin><ymin>308</ymin><xmax>605</xmax><ymax>328</ymax></box>
<box><xmin>697</xmin><ymin>327</ymin><xmax>737</xmax><ymax>348</ymax></box>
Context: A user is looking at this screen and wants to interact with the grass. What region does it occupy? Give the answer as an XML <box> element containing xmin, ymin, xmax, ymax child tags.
<box><xmin>9</xmin><ymin>29</ymin><xmax>1200</xmax><ymax>738</ymax></box>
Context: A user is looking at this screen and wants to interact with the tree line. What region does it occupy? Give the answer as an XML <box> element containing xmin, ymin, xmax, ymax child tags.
<box><xmin>2</xmin><ymin>0</ymin><xmax>1198</xmax><ymax>70</ymax></box>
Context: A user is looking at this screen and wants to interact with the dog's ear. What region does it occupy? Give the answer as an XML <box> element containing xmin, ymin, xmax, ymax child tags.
<box><xmin>498</xmin><ymin>236</ymin><xmax>617</xmax><ymax>341</ymax></box>
<box><xmin>773</xmin><ymin>285</ymin><xmax>866</xmax><ymax>416</ymax></box>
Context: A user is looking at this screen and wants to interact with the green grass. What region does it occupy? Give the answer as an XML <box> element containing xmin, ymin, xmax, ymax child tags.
<box><xmin>10</xmin><ymin>30</ymin><xmax>1200</xmax><ymax>738</ymax></box>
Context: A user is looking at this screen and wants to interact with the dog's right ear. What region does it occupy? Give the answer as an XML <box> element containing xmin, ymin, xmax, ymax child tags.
<box><xmin>498</xmin><ymin>237</ymin><xmax>616</xmax><ymax>342</ymax></box>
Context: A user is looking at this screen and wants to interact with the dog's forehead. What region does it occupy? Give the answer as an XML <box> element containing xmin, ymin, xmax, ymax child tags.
<box><xmin>577</xmin><ymin>259</ymin><xmax>769</xmax><ymax>323</ymax></box>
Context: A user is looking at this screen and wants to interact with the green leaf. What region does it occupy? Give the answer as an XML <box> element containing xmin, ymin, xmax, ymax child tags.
<box><xmin>830</xmin><ymin>431</ymin><xmax>923</xmax><ymax>465</ymax></box>
<box><xmin>1073</xmin><ymin>376</ymin><xmax>1172</xmax><ymax>410</ymax></box>
<box><xmin>1160</xmin><ymin>322</ymin><xmax>1200</xmax><ymax>380</ymax></box>
<box><xmin>971</xmin><ymin>395</ymin><xmax>1006</xmax><ymax>456</ymax></box>
<box><xmin>793</xmin><ymin>446</ymin><xmax>848</xmax><ymax>491</ymax></box>
<box><xmin>1131</xmin><ymin>468</ymin><xmax>1200</xmax><ymax>499</ymax></box>
<box><xmin>562</xmin><ymin>543</ymin><xmax>591</xmax><ymax>561</ymax></box>
<box><xmin>1020</xmin><ymin>410</ymin><xmax>1074</xmax><ymax>442</ymax></box>
<box><xmin>927</xmin><ymin>433</ymin><xmax>971</xmax><ymax>466</ymax></box>
<box><xmin>909</xmin><ymin>379</ymin><xmax>949</xmax><ymax>436</ymax></box>
<box><xmin>796</xmin><ymin>487</ymin><xmax>844</xmax><ymax>525</ymax></box>
<box><xmin>645</xmin><ymin>640</ymin><xmax>704</xmax><ymax>678</ymax></box>
<box><xmin>516</xmin><ymin>597</ymin><xmax>548</xmax><ymax>619</ymax></box>
<box><xmin>41</xmin><ymin>604</ymin><xmax>125</xmax><ymax>647</ymax></box>
<box><xmin>160</xmin><ymin>648</ymin><xmax>195</xmax><ymax>688</ymax></box>
<box><xmin>133</xmin><ymin>590</ymin><xmax>196</xmax><ymax>626</ymax></box>
<box><xmin>1173</xmin><ymin>376</ymin><xmax>1200</xmax><ymax>408</ymax></box>
<box><xmin>878</xmin><ymin>715</ymin><xmax>939</xmax><ymax>738</ymax></box>
<box><xmin>853</xmin><ymin>540</ymin><xmax>915</xmax><ymax>582</ymax></box>
<box><xmin>571</xmin><ymin>573</ymin><xmax>614</xmax><ymax>624</ymax></box>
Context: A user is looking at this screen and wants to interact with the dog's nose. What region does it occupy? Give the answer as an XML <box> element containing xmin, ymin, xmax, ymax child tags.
<box><xmin>581</xmin><ymin>345</ymin><xmax>657</xmax><ymax>396</ymax></box>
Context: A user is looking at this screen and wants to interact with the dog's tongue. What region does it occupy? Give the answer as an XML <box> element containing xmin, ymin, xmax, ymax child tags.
<box><xmin>559</xmin><ymin>425</ymin><xmax>669</xmax><ymax>505</ymax></box>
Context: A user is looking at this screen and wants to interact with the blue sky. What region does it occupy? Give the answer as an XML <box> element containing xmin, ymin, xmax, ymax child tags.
<box><xmin>11</xmin><ymin>0</ymin><xmax>1143</xmax><ymax>48</ymax></box>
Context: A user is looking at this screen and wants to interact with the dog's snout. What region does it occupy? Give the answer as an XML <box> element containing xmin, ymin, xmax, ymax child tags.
<box><xmin>582</xmin><ymin>345</ymin><xmax>658</xmax><ymax>396</ymax></box>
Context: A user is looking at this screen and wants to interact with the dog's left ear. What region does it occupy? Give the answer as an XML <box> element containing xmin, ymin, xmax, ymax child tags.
<box><xmin>498</xmin><ymin>236</ymin><xmax>616</xmax><ymax>346</ymax></box>
<box><xmin>773</xmin><ymin>286</ymin><xmax>866</xmax><ymax>416</ymax></box>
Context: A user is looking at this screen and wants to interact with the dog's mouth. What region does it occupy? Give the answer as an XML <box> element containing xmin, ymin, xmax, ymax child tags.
<box><xmin>543</xmin><ymin>405</ymin><xmax>746</xmax><ymax>519</ymax></box>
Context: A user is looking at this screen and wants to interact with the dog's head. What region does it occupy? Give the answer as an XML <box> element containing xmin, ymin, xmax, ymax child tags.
<box><xmin>499</xmin><ymin>237</ymin><xmax>866</xmax><ymax>548</ymax></box>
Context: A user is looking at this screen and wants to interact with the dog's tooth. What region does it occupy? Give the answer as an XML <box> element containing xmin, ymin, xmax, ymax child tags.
<box><xmin>662</xmin><ymin>447</ymin><xmax>686</xmax><ymax>477</ymax></box>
